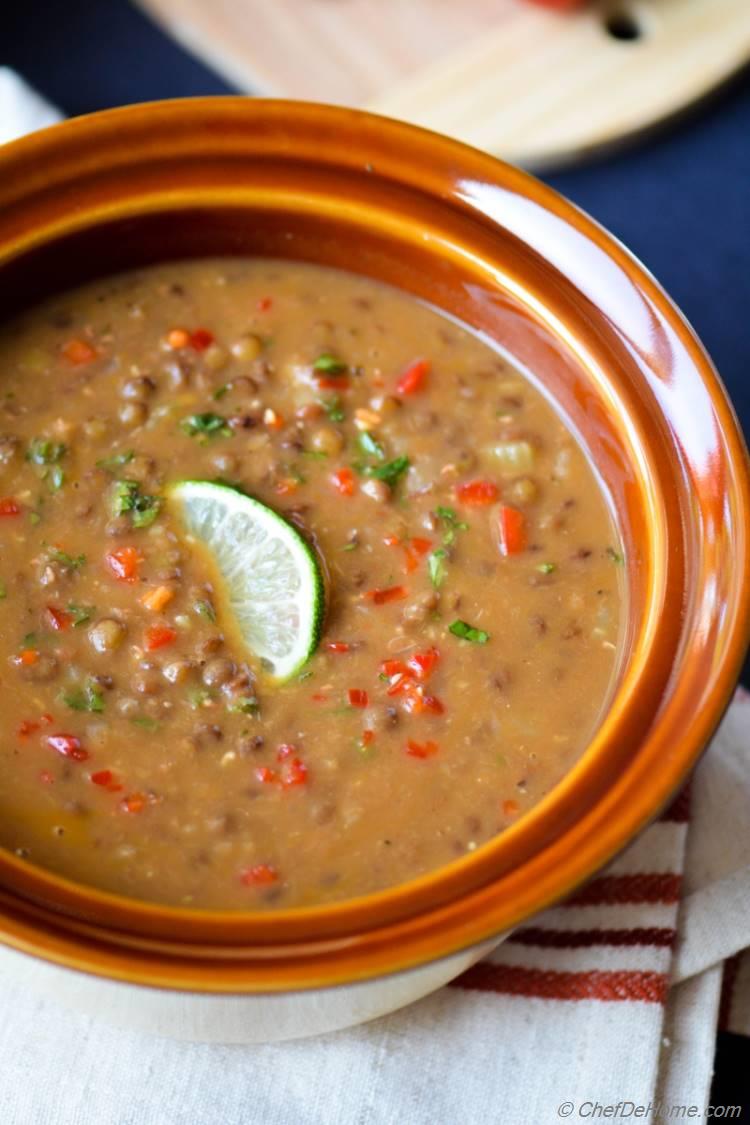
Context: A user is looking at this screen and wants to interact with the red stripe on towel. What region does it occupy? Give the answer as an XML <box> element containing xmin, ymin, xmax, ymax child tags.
<box><xmin>509</xmin><ymin>926</ymin><xmax>676</xmax><ymax>950</ymax></box>
<box><xmin>451</xmin><ymin>964</ymin><xmax>668</xmax><ymax>1003</ymax></box>
<box><xmin>565</xmin><ymin>873</ymin><xmax>681</xmax><ymax>907</ymax></box>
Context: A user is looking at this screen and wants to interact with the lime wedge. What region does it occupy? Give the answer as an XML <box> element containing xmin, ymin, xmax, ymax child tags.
<box><xmin>167</xmin><ymin>480</ymin><xmax>324</xmax><ymax>681</ymax></box>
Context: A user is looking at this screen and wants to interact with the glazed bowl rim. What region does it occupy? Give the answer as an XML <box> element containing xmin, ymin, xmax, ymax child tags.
<box><xmin>0</xmin><ymin>97</ymin><xmax>747</xmax><ymax>992</ymax></box>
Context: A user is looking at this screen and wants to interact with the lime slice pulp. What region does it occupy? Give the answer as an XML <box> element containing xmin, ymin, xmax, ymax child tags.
<box><xmin>167</xmin><ymin>481</ymin><xmax>324</xmax><ymax>681</ymax></box>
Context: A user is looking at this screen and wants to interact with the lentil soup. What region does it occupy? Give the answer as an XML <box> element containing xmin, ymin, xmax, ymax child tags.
<box><xmin>0</xmin><ymin>259</ymin><xmax>623</xmax><ymax>909</ymax></box>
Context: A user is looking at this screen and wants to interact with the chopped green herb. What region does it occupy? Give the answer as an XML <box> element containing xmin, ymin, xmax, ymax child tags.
<box><xmin>228</xmin><ymin>697</ymin><xmax>260</xmax><ymax>715</ymax></box>
<box><xmin>194</xmin><ymin>599</ymin><xmax>216</xmax><ymax>623</ymax></box>
<box><xmin>67</xmin><ymin>603</ymin><xmax>95</xmax><ymax>628</ymax></box>
<box><xmin>302</xmin><ymin>449</ymin><xmax>329</xmax><ymax>460</ymax></box>
<box><xmin>320</xmin><ymin>396</ymin><xmax>345</xmax><ymax>423</ymax></box>
<box><xmin>297</xmin><ymin>669</ymin><xmax>314</xmax><ymax>682</ymax></box>
<box><xmin>607</xmin><ymin>547</ymin><xmax>624</xmax><ymax>565</ymax></box>
<box><xmin>188</xmin><ymin>688</ymin><xmax>213</xmax><ymax>709</ymax></box>
<box><xmin>96</xmin><ymin>450</ymin><xmax>134</xmax><ymax>471</ymax></box>
<box><xmin>29</xmin><ymin>511</ymin><xmax>42</xmax><ymax>526</ymax></box>
<box><xmin>449</xmin><ymin>619</ymin><xmax>490</xmax><ymax>645</ymax></box>
<box><xmin>436</xmin><ymin>506</ymin><xmax>469</xmax><ymax>546</ymax></box>
<box><xmin>180</xmin><ymin>412</ymin><xmax>231</xmax><ymax>439</ymax></box>
<box><xmin>369</xmin><ymin>456</ymin><xmax>410</xmax><ymax>488</ymax></box>
<box><xmin>313</xmin><ymin>353</ymin><xmax>347</xmax><ymax>376</ymax></box>
<box><xmin>27</xmin><ymin>438</ymin><xmax>66</xmax><ymax>466</ymax></box>
<box><xmin>46</xmin><ymin>465</ymin><xmax>65</xmax><ymax>492</ymax></box>
<box><xmin>358</xmin><ymin>431</ymin><xmax>385</xmax><ymax>460</ymax></box>
<box><xmin>0</xmin><ymin>580</ymin><xmax>6</xmax><ymax>600</ymax></box>
<box><xmin>61</xmin><ymin>678</ymin><xmax>104</xmax><ymax>713</ymax></box>
<box><xmin>22</xmin><ymin>631</ymin><xmax>40</xmax><ymax>647</ymax></box>
<box><xmin>341</xmin><ymin>540</ymin><xmax>359</xmax><ymax>552</ymax></box>
<box><xmin>213</xmin><ymin>383</ymin><xmax>231</xmax><ymax>400</ymax></box>
<box><xmin>428</xmin><ymin>547</ymin><xmax>448</xmax><ymax>589</ymax></box>
<box><xmin>131</xmin><ymin>716</ymin><xmax>160</xmax><ymax>732</ymax></box>
<box><xmin>537</xmin><ymin>562</ymin><xmax>556</xmax><ymax>575</ymax></box>
<box><xmin>111</xmin><ymin>480</ymin><xmax>162</xmax><ymax>528</ymax></box>
<box><xmin>47</xmin><ymin>547</ymin><xmax>86</xmax><ymax>570</ymax></box>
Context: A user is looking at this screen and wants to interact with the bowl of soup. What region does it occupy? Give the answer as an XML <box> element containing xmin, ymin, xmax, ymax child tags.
<box><xmin>0</xmin><ymin>98</ymin><xmax>747</xmax><ymax>1043</ymax></box>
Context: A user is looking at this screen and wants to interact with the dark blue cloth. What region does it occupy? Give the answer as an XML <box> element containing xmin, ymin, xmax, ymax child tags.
<box><xmin>5</xmin><ymin>2</ymin><xmax>750</xmax><ymax>1097</ymax></box>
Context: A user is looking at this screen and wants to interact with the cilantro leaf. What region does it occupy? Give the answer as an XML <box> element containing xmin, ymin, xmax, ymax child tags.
<box><xmin>61</xmin><ymin>678</ymin><xmax>105</xmax><ymax>713</ymax></box>
<box><xmin>313</xmin><ymin>353</ymin><xmax>347</xmax><ymax>375</ymax></box>
<box><xmin>180</xmin><ymin>413</ymin><xmax>231</xmax><ymax>439</ymax></box>
<box><xmin>96</xmin><ymin>450</ymin><xmax>134</xmax><ymax>471</ymax></box>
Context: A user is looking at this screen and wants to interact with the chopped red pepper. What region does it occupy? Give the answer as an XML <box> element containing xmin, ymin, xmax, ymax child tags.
<box><xmin>456</xmin><ymin>479</ymin><xmax>499</xmax><ymax>506</ymax></box>
<box><xmin>45</xmin><ymin>605</ymin><xmax>72</xmax><ymax>631</ymax></box>
<box><xmin>17</xmin><ymin>719</ymin><xmax>40</xmax><ymax>738</ymax></box>
<box><xmin>496</xmin><ymin>505</ymin><xmax>527</xmax><ymax>556</ymax></box>
<box><xmin>257</xmin><ymin>297</ymin><xmax>273</xmax><ymax>312</ymax></box>
<box><xmin>348</xmin><ymin>688</ymin><xmax>369</xmax><ymax>709</ymax></box>
<box><xmin>0</xmin><ymin>497</ymin><xmax>21</xmax><ymax>517</ymax></box>
<box><xmin>120</xmin><ymin>792</ymin><xmax>146</xmax><ymax>814</ymax></box>
<box><xmin>62</xmin><ymin>338</ymin><xmax>97</xmax><ymax>365</ymax></box>
<box><xmin>240</xmin><ymin>863</ymin><xmax>278</xmax><ymax>886</ymax></box>
<box><xmin>16</xmin><ymin>649</ymin><xmax>40</xmax><ymax>667</ymax></box>
<box><xmin>144</xmin><ymin>624</ymin><xmax>177</xmax><ymax>651</ymax></box>
<box><xmin>326</xmin><ymin>641</ymin><xmax>351</xmax><ymax>653</ymax></box>
<box><xmin>380</xmin><ymin>658</ymin><xmax>407</xmax><ymax>678</ymax></box>
<box><xmin>311</xmin><ymin>692</ymin><xmax>329</xmax><ymax>703</ymax></box>
<box><xmin>402</xmin><ymin>685</ymin><xmax>445</xmax><ymax>716</ymax></box>
<box><xmin>383</xmin><ymin>534</ymin><xmax>401</xmax><ymax>548</ymax></box>
<box><xmin>386</xmin><ymin>672</ymin><xmax>409</xmax><ymax>697</ymax></box>
<box><xmin>47</xmin><ymin>734</ymin><xmax>89</xmax><ymax>762</ymax></box>
<box><xmin>403</xmin><ymin>536</ymin><xmax>433</xmax><ymax>573</ymax></box>
<box><xmin>365</xmin><ymin>585</ymin><xmax>408</xmax><ymax>605</ymax></box>
<box><xmin>503</xmin><ymin>798</ymin><xmax>520</xmax><ymax>817</ymax></box>
<box><xmin>361</xmin><ymin>729</ymin><xmax>375</xmax><ymax>747</ymax></box>
<box><xmin>189</xmin><ymin>328</ymin><xmax>214</xmax><ymax>352</ymax></box>
<box><xmin>39</xmin><ymin>770</ymin><xmax>55</xmax><ymax>785</ymax></box>
<box><xmin>105</xmin><ymin>546</ymin><xmax>142</xmax><ymax>583</ymax></box>
<box><xmin>331</xmin><ymin>467</ymin><xmax>356</xmax><ymax>497</ymax></box>
<box><xmin>407</xmin><ymin>648</ymin><xmax>440</xmax><ymax>681</ymax></box>
<box><xmin>406</xmin><ymin>739</ymin><xmax>439</xmax><ymax>759</ymax></box>
<box><xmin>317</xmin><ymin>375</ymin><xmax>350</xmax><ymax>391</ymax></box>
<box><xmin>280</xmin><ymin>756</ymin><xmax>308</xmax><ymax>789</ymax></box>
<box><xmin>91</xmin><ymin>769</ymin><xmax>123</xmax><ymax>792</ymax></box>
<box><xmin>396</xmin><ymin>358</ymin><xmax>430</xmax><ymax>396</ymax></box>
<box><xmin>255</xmin><ymin>766</ymin><xmax>278</xmax><ymax>784</ymax></box>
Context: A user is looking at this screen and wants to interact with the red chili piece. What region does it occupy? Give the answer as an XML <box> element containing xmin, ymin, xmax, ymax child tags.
<box><xmin>331</xmin><ymin>468</ymin><xmax>356</xmax><ymax>497</ymax></box>
<box><xmin>406</xmin><ymin>739</ymin><xmax>439</xmax><ymax>759</ymax></box>
<box><xmin>365</xmin><ymin>585</ymin><xmax>408</xmax><ymax>605</ymax></box>
<box><xmin>496</xmin><ymin>505</ymin><xmax>527</xmax><ymax>556</ymax></box>
<box><xmin>240</xmin><ymin>863</ymin><xmax>278</xmax><ymax>886</ymax></box>
<box><xmin>189</xmin><ymin>328</ymin><xmax>214</xmax><ymax>352</ymax></box>
<box><xmin>326</xmin><ymin>641</ymin><xmax>351</xmax><ymax>653</ymax></box>
<box><xmin>0</xmin><ymin>498</ymin><xmax>21</xmax><ymax>517</ymax></box>
<box><xmin>396</xmin><ymin>358</ymin><xmax>430</xmax><ymax>396</ymax></box>
<box><xmin>45</xmin><ymin>605</ymin><xmax>72</xmax><ymax>631</ymax></box>
<box><xmin>105</xmin><ymin>546</ymin><xmax>142</xmax><ymax>583</ymax></box>
<box><xmin>456</xmin><ymin>479</ymin><xmax>499</xmax><ymax>506</ymax></box>
<box><xmin>47</xmin><ymin>734</ymin><xmax>89</xmax><ymax>762</ymax></box>
<box><xmin>348</xmin><ymin>688</ymin><xmax>369</xmax><ymax>709</ymax></box>
<box><xmin>144</xmin><ymin>625</ymin><xmax>177</xmax><ymax>651</ymax></box>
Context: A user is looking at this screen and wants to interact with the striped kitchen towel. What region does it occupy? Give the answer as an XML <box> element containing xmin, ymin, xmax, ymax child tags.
<box><xmin>1</xmin><ymin>72</ymin><xmax>748</xmax><ymax>1125</ymax></box>
<box><xmin>2</xmin><ymin>690</ymin><xmax>746</xmax><ymax>1125</ymax></box>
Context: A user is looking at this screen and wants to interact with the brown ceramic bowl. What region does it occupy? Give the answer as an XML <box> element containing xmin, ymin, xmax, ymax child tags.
<box><xmin>0</xmin><ymin>98</ymin><xmax>747</xmax><ymax>1041</ymax></box>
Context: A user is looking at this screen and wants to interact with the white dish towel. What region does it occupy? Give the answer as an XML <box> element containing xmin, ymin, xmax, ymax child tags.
<box><xmin>1</xmin><ymin>71</ymin><xmax>748</xmax><ymax>1125</ymax></box>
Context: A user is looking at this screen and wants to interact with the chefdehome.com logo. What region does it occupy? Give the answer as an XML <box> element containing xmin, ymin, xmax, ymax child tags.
<box><xmin>556</xmin><ymin>1103</ymin><xmax>741</xmax><ymax>1119</ymax></box>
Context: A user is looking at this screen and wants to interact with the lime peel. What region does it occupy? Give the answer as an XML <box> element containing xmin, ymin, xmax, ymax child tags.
<box><xmin>167</xmin><ymin>480</ymin><xmax>324</xmax><ymax>681</ymax></box>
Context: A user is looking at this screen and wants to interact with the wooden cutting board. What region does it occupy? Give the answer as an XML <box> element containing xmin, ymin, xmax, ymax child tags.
<box><xmin>136</xmin><ymin>0</ymin><xmax>750</xmax><ymax>169</ymax></box>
